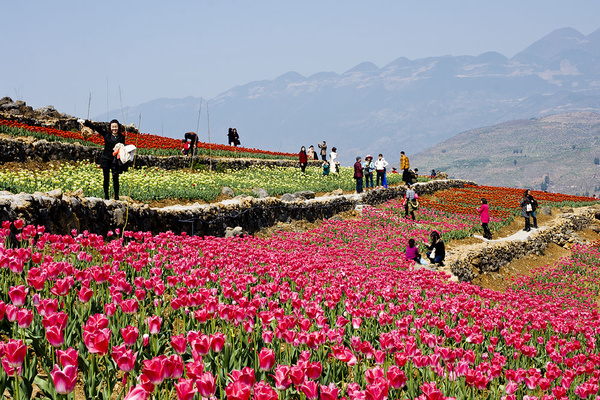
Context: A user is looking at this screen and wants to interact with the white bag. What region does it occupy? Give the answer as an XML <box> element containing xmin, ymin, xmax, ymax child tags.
<box><xmin>526</xmin><ymin>204</ymin><xmax>533</xmax><ymax>212</ymax></box>
<box><xmin>430</xmin><ymin>248</ymin><xmax>436</xmax><ymax>259</ymax></box>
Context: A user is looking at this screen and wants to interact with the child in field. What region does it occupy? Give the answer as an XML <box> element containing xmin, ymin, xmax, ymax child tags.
<box><xmin>323</xmin><ymin>161</ymin><xmax>330</xmax><ymax>176</ymax></box>
<box><xmin>405</xmin><ymin>238</ymin><xmax>421</xmax><ymax>263</ymax></box>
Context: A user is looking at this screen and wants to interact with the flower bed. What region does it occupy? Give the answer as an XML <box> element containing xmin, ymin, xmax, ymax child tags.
<box><xmin>0</xmin><ymin>188</ymin><xmax>599</xmax><ymax>400</ymax></box>
<box><xmin>0</xmin><ymin>119</ymin><xmax>297</xmax><ymax>160</ymax></box>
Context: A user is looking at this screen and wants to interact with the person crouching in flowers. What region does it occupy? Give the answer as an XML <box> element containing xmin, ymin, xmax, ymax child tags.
<box><xmin>405</xmin><ymin>238</ymin><xmax>421</xmax><ymax>263</ymax></box>
<box><xmin>79</xmin><ymin>118</ymin><xmax>126</xmax><ymax>200</ymax></box>
<box><xmin>426</xmin><ymin>231</ymin><xmax>445</xmax><ymax>266</ymax></box>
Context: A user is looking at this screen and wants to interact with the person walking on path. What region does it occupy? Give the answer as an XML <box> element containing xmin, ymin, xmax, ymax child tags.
<box><xmin>477</xmin><ymin>198</ymin><xmax>492</xmax><ymax>240</ymax></box>
<box><xmin>426</xmin><ymin>231</ymin><xmax>445</xmax><ymax>266</ymax></box>
<box><xmin>402</xmin><ymin>183</ymin><xmax>419</xmax><ymax>220</ymax></box>
<box><xmin>374</xmin><ymin>154</ymin><xmax>389</xmax><ymax>187</ymax></box>
<box><xmin>353</xmin><ymin>156</ymin><xmax>364</xmax><ymax>193</ymax></box>
<box><xmin>520</xmin><ymin>190</ymin><xmax>533</xmax><ymax>232</ymax></box>
<box><xmin>298</xmin><ymin>146</ymin><xmax>308</xmax><ymax>173</ymax></box>
<box><xmin>80</xmin><ymin>119</ymin><xmax>126</xmax><ymax>200</ymax></box>
<box><xmin>184</xmin><ymin>131</ymin><xmax>198</xmax><ymax>156</ymax></box>
<box><xmin>400</xmin><ymin>151</ymin><xmax>410</xmax><ymax>184</ymax></box>
<box><xmin>318</xmin><ymin>141</ymin><xmax>328</xmax><ymax>161</ymax></box>
<box><xmin>363</xmin><ymin>155</ymin><xmax>375</xmax><ymax>189</ymax></box>
<box><xmin>526</xmin><ymin>189</ymin><xmax>539</xmax><ymax>229</ymax></box>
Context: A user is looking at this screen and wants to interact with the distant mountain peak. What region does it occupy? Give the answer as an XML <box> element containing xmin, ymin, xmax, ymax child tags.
<box><xmin>344</xmin><ymin>62</ymin><xmax>380</xmax><ymax>74</ymax></box>
<box><xmin>516</xmin><ymin>27</ymin><xmax>587</xmax><ymax>61</ymax></box>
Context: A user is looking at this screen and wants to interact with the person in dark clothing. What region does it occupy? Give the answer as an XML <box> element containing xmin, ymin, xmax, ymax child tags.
<box><xmin>426</xmin><ymin>231</ymin><xmax>445</xmax><ymax>265</ymax></box>
<box><xmin>227</xmin><ymin>128</ymin><xmax>235</xmax><ymax>146</ymax></box>
<box><xmin>520</xmin><ymin>190</ymin><xmax>533</xmax><ymax>232</ymax></box>
<box><xmin>232</xmin><ymin>128</ymin><xmax>240</xmax><ymax>146</ymax></box>
<box><xmin>299</xmin><ymin>146</ymin><xmax>308</xmax><ymax>173</ymax></box>
<box><xmin>318</xmin><ymin>141</ymin><xmax>327</xmax><ymax>161</ymax></box>
<box><xmin>526</xmin><ymin>189</ymin><xmax>539</xmax><ymax>229</ymax></box>
<box><xmin>184</xmin><ymin>131</ymin><xmax>198</xmax><ymax>156</ymax></box>
<box><xmin>353</xmin><ymin>156</ymin><xmax>364</xmax><ymax>193</ymax></box>
<box><xmin>80</xmin><ymin>119</ymin><xmax>126</xmax><ymax>200</ymax></box>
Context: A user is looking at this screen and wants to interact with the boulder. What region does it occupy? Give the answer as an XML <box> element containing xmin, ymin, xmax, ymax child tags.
<box><xmin>294</xmin><ymin>191</ymin><xmax>315</xmax><ymax>200</ymax></box>
<box><xmin>252</xmin><ymin>188</ymin><xmax>269</xmax><ymax>198</ymax></box>
<box><xmin>46</xmin><ymin>189</ymin><xmax>63</xmax><ymax>199</ymax></box>
<box><xmin>541</xmin><ymin>206</ymin><xmax>552</xmax><ymax>216</ymax></box>
<box><xmin>331</xmin><ymin>189</ymin><xmax>343</xmax><ymax>196</ymax></box>
<box><xmin>221</xmin><ymin>187</ymin><xmax>235</xmax><ymax>197</ymax></box>
<box><xmin>225</xmin><ymin>226</ymin><xmax>244</xmax><ymax>237</ymax></box>
<box><xmin>280</xmin><ymin>193</ymin><xmax>296</xmax><ymax>202</ymax></box>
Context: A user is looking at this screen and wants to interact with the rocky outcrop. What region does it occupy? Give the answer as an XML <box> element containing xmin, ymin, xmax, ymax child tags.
<box><xmin>450</xmin><ymin>208</ymin><xmax>600</xmax><ymax>282</ymax></box>
<box><xmin>0</xmin><ymin>180</ymin><xmax>474</xmax><ymax>237</ymax></box>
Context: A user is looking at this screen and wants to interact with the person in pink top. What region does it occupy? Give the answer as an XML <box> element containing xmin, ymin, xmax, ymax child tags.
<box><xmin>405</xmin><ymin>238</ymin><xmax>421</xmax><ymax>263</ymax></box>
<box><xmin>477</xmin><ymin>198</ymin><xmax>492</xmax><ymax>240</ymax></box>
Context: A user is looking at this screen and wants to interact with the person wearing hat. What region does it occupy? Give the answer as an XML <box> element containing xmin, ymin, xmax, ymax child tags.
<box><xmin>363</xmin><ymin>155</ymin><xmax>375</xmax><ymax>189</ymax></box>
<box><xmin>353</xmin><ymin>156</ymin><xmax>364</xmax><ymax>193</ymax></box>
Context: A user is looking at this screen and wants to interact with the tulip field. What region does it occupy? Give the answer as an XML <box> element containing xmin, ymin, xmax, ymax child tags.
<box><xmin>0</xmin><ymin>185</ymin><xmax>599</xmax><ymax>400</ymax></box>
<box><xmin>0</xmin><ymin>161</ymin><xmax>405</xmax><ymax>202</ymax></box>
<box><xmin>0</xmin><ymin>119</ymin><xmax>297</xmax><ymax>160</ymax></box>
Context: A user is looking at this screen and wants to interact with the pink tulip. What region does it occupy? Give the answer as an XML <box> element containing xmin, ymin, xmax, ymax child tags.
<box><xmin>3</xmin><ymin>339</ymin><xmax>26</xmax><ymax>368</ymax></box>
<box><xmin>123</xmin><ymin>385</ymin><xmax>150</xmax><ymax>400</ymax></box>
<box><xmin>290</xmin><ymin>364</ymin><xmax>305</xmax><ymax>385</ymax></box>
<box><xmin>142</xmin><ymin>357</ymin><xmax>165</xmax><ymax>385</ymax></box>
<box><xmin>112</xmin><ymin>345</ymin><xmax>137</xmax><ymax>372</ymax></box>
<box><xmin>36</xmin><ymin>298</ymin><xmax>58</xmax><ymax>316</ymax></box>
<box><xmin>300</xmin><ymin>380</ymin><xmax>319</xmax><ymax>400</ymax></box>
<box><xmin>51</xmin><ymin>364</ymin><xmax>78</xmax><ymax>394</ymax></box>
<box><xmin>42</xmin><ymin>311</ymin><xmax>68</xmax><ymax>331</ymax></box>
<box><xmin>321</xmin><ymin>383</ymin><xmax>340</xmax><ymax>400</ymax></box>
<box><xmin>104</xmin><ymin>302</ymin><xmax>117</xmax><ymax>316</ymax></box>
<box><xmin>1</xmin><ymin>358</ymin><xmax>23</xmax><ymax>377</ymax></box>
<box><xmin>46</xmin><ymin>325</ymin><xmax>65</xmax><ymax>347</ymax></box>
<box><xmin>225</xmin><ymin>380</ymin><xmax>251</xmax><ymax>400</ymax></box>
<box><xmin>78</xmin><ymin>286</ymin><xmax>94</xmax><ymax>303</ymax></box>
<box><xmin>258</xmin><ymin>348</ymin><xmax>275</xmax><ymax>371</ymax></box>
<box><xmin>175</xmin><ymin>378</ymin><xmax>197</xmax><ymax>400</ymax></box>
<box><xmin>387</xmin><ymin>365</ymin><xmax>407</xmax><ymax>389</ymax></box>
<box><xmin>83</xmin><ymin>328</ymin><xmax>111</xmax><ymax>355</ymax></box>
<box><xmin>229</xmin><ymin>367</ymin><xmax>255</xmax><ymax>388</ymax></box>
<box><xmin>185</xmin><ymin>360</ymin><xmax>205</xmax><ymax>381</ymax></box>
<box><xmin>8</xmin><ymin>285</ymin><xmax>28</xmax><ymax>306</ymax></box>
<box><xmin>272</xmin><ymin>364</ymin><xmax>292</xmax><ymax>390</ymax></box>
<box><xmin>196</xmin><ymin>371</ymin><xmax>216</xmax><ymax>398</ymax></box>
<box><xmin>306</xmin><ymin>362</ymin><xmax>322</xmax><ymax>379</ymax></box>
<box><xmin>210</xmin><ymin>332</ymin><xmax>225</xmax><ymax>352</ymax></box>
<box><xmin>17</xmin><ymin>308</ymin><xmax>33</xmax><ymax>328</ymax></box>
<box><xmin>121</xmin><ymin>325</ymin><xmax>139</xmax><ymax>346</ymax></box>
<box><xmin>146</xmin><ymin>315</ymin><xmax>162</xmax><ymax>335</ymax></box>
<box><xmin>6</xmin><ymin>304</ymin><xmax>18</xmax><ymax>322</ymax></box>
<box><xmin>171</xmin><ymin>334</ymin><xmax>187</xmax><ymax>354</ymax></box>
<box><xmin>253</xmin><ymin>381</ymin><xmax>278</xmax><ymax>400</ymax></box>
<box><xmin>162</xmin><ymin>354</ymin><xmax>184</xmax><ymax>380</ymax></box>
<box><xmin>57</xmin><ymin>348</ymin><xmax>78</xmax><ymax>367</ymax></box>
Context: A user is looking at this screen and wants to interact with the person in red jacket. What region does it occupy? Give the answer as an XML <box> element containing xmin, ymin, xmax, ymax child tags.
<box><xmin>477</xmin><ymin>198</ymin><xmax>492</xmax><ymax>240</ymax></box>
<box><xmin>353</xmin><ymin>156</ymin><xmax>364</xmax><ymax>193</ymax></box>
<box><xmin>298</xmin><ymin>146</ymin><xmax>308</xmax><ymax>173</ymax></box>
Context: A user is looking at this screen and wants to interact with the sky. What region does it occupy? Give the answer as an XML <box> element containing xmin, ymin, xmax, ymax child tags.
<box><xmin>2</xmin><ymin>0</ymin><xmax>599</xmax><ymax>120</ymax></box>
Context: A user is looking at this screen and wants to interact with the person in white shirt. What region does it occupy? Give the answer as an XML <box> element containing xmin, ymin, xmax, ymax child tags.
<box><xmin>374</xmin><ymin>153</ymin><xmax>388</xmax><ymax>187</ymax></box>
<box><xmin>329</xmin><ymin>147</ymin><xmax>339</xmax><ymax>173</ymax></box>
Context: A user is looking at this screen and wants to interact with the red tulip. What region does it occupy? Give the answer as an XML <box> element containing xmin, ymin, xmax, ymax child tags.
<box><xmin>46</xmin><ymin>325</ymin><xmax>65</xmax><ymax>347</ymax></box>
<box><xmin>120</xmin><ymin>299</ymin><xmax>139</xmax><ymax>314</ymax></box>
<box><xmin>163</xmin><ymin>354</ymin><xmax>184</xmax><ymax>380</ymax></box>
<box><xmin>258</xmin><ymin>348</ymin><xmax>275</xmax><ymax>371</ymax></box>
<box><xmin>306</xmin><ymin>362</ymin><xmax>322</xmax><ymax>379</ymax></box>
<box><xmin>112</xmin><ymin>345</ymin><xmax>137</xmax><ymax>372</ymax></box>
<box><xmin>36</xmin><ymin>298</ymin><xmax>58</xmax><ymax>316</ymax></box>
<box><xmin>365</xmin><ymin>366</ymin><xmax>385</xmax><ymax>384</ymax></box>
<box><xmin>229</xmin><ymin>367</ymin><xmax>255</xmax><ymax>388</ymax></box>
<box><xmin>191</xmin><ymin>334</ymin><xmax>210</xmax><ymax>357</ymax></box>
<box><xmin>175</xmin><ymin>378</ymin><xmax>197</xmax><ymax>400</ymax></box>
<box><xmin>1</xmin><ymin>358</ymin><xmax>23</xmax><ymax>377</ymax></box>
<box><xmin>225</xmin><ymin>380</ymin><xmax>251</xmax><ymax>400</ymax></box>
<box><xmin>51</xmin><ymin>364</ymin><xmax>78</xmax><ymax>394</ymax></box>
<box><xmin>83</xmin><ymin>328</ymin><xmax>111</xmax><ymax>355</ymax></box>
<box><xmin>42</xmin><ymin>311</ymin><xmax>68</xmax><ymax>331</ymax></box>
<box><xmin>210</xmin><ymin>332</ymin><xmax>225</xmax><ymax>353</ymax></box>
<box><xmin>387</xmin><ymin>365</ymin><xmax>407</xmax><ymax>389</ymax></box>
<box><xmin>196</xmin><ymin>371</ymin><xmax>216</xmax><ymax>398</ymax></box>
<box><xmin>6</xmin><ymin>304</ymin><xmax>18</xmax><ymax>322</ymax></box>
<box><xmin>290</xmin><ymin>364</ymin><xmax>305</xmax><ymax>385</ymax></box>
<box><xmin>8</xmin><ymin>285</ymin><xmax>28</xmax><ymax>306</ymax></box>
<box><xmin>0</xmin><ymin>300</ymin><xmax>5</xmax><ymax>320</ymax></box>
<box><xmin>366</xmin><ymin>378</ymin><xmax>389</xmax><ymax>400</ymax></box>
<box><xmin>78</xmin><ymin>286</ymin><xmax>94</xmax><ymax>303</ymax></box>
<box><xmin>121</xmin><ymin>325</ymin><xmax>139</xmax><ymax>346</ymax></box>
<box><xmin>104</xmin><ymin>302</ymin><xmax>116</xmax><ymax>316</ymax></box>
<box><xmin>57</xmin><ymin>347</ymin><xmax>78</xmax><ymax>367</ymax></box>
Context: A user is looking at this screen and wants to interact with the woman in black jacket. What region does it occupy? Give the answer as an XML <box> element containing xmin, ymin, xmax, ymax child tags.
<box><xmin>81</xmin><ymin>119</ymin><xmax>126</xmax><ymax>200</ymax></box>
<box><xmin>426</xmin><ymin>231</ymin><xmax>445</xmax><ymax>265</ymax></box>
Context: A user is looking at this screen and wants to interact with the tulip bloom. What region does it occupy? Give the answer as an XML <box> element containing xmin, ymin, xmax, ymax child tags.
<box><xmin>321</xmin><ymin>383</ymin><xmax>340</xmax><ymax>400</ymax></box>
<box><xmin>51</xmin><ymin>364</ymin><xmax>78</xmax><ymax>394</ymax></box>
<box><xmin>258</xmin><ymin>348</ymin><xmax>275</xmax><ymax>371</ymax></box>
<box><xmin>300</xmin><ymin>381</ymin><xmax>319</xmax><ymax>400</ymax></box>
<box><xmin>387</xmin><ymin>366</ymin><xmax>407</xmax><ymax>389</ymax></box>
<box><xmin>196</xmin><ymin>371</ymin><xmax>216</xmax><ymax>398</ymax></box>
<box><xmin>272</xmin><ymin>365</ymin><xmax>292</xmax><ymax>390</ymax></box>
<box><xmin>253</xmin><ymin>381</ymin><xmax>278</xmax><ymax>400</ymax></box>
<box><xmin>175</xmin><ymin>378</ymin><xmax>197</xmax><ymax>400</ymax></box>
<box><xmin>57</xmin><ymin>348</ymin><xmax>78</xmax><ymax>367</ymax></box>
<box><xmin>8</xmin><ymin>285</ymin><xmax>28</xmax><ymax>306</ymax></box>
<box><xmin>46</xmin><ymin>325</ymin><xmax>65</xmax><ymax>347</ymax></box>
<box><xmin>123</xmin><ymin>385</ymin><xmax>150</xmax><ymax>400</ymax></box>
<box><xmin>225</xmin><ymin>380</ymin><xmax>251</xmax><ymax>400</ymax></box>
<box><xmin>210</xmin><ymin>332</ymin><xmax>225</xmax><ymax>353</ymax></box>
<box><xmin>146</xmin><ymin>315</ymin><xmax>162</xmax><ymax>335</ymax></box>
<box><xmin>17</xmin><ymin>308</ymin><xmax>33</xmax><ymax>328</ymax></box>
<box><xmin>121</xmin><ymin>325</ymin><xmax>139</xmax><ymax>346</ymax></box>
<box><xmin>142</xmin><ymin>357</ymin><xmax>165</xmax><ymax>385</ymax></box>
<box><xmin>171</xmin><ymin>334</ymin><xmax>187</xmax><ymax>354</ymax></box>
<box><xmin>83</xmin><ymin>328</ymin><xmax>111</xmax><ymax>355</ymax></box>
<box><xmin>3</xmin><ymin>339</ymin><xmax>27</xmax><ymax>368</ymax></box>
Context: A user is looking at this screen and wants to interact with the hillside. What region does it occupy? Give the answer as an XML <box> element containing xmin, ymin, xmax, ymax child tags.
<box><xmin>410</xmin><ymin>112</ymin><xmax>600</xmax><ymax>195</ymax></box>
<box><xmin>98</xmin><ymin>26</ymin><xmax>600</xmax><ymax>166</ymax></box>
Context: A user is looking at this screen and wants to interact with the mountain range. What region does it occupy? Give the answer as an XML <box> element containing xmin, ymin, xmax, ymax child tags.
<box><xmin>98</xmin><ymin>27</ymin><xmax>600</xmax><ymax>166</ymax></box>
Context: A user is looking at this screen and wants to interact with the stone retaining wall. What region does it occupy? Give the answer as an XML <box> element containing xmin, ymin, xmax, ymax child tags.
<box><xmin>0</xmin><ymin>180</ymin><xmax>474</xmax><ymax>237</ymax></box>
<box><xmin>450</xmin><ymin>209</ymin><xmax>600</xmax><ymax>282</ymax></box>
<box><xmin>0</xmin><ymin>136</ymin><xmax>318</xmax><ymax>170</ymax></box>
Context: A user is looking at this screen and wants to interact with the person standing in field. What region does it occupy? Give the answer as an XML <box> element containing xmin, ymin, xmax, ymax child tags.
<box><xmin>330</xmin><ymin>147</ymin><xmax>339</xmax><ymax>174</ymax></box>
<box><xmin>184</xmin><ymin>131</ymin><xmax>198</xmax><ymax>156</ymax></box>
<box><xmin>363</xmin><ymin>155</ymin><xmax>374</xmax><ymax>189</ymax></box>
<box><xmin>298</xmin><ymin>146</ymin><xmax>308</xmax><ymax>173</ymax></box>
<box><xmin>400</xmin><ymin>151</ymin><xmax>410</xmax><ymax>184</ymax></box>
<box><xmin>374</xmin><ymin>154</ymin><xmax>388</xmax><ymax>187</ymax></box>
<box><xmin>353</xmin><ymin>156</ymin><xmax>364</xmax><ymax>194</ymax></box>
<box><xmin>402</xmin><ymin>183</ymin><xmax>419</xmax><ymax>220</ymax></box>
<box><xmin>477</xmin><ymin>198</ymin><xmax>492</xmax><ymax>240</ymax></box>
<box><xmin>80</xmin><ymin>118</ymin><xmax>126</xmax><ymax>200</ymax></box>
<box><xmin>318</xmin><ymin>141</ymin><xmax>328</xmax><ymax>161</ymax></box>
<box><xmin>306</xmin><ymin>145</ymin><xmax>315</xmax><ymax>160</ymax></box>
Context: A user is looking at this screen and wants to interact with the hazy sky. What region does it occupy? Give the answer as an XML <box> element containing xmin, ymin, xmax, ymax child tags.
<box><xmin>2</xmin><ymin>0</ymin><xmax>599</xmax><ymax>119</ymax></box>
